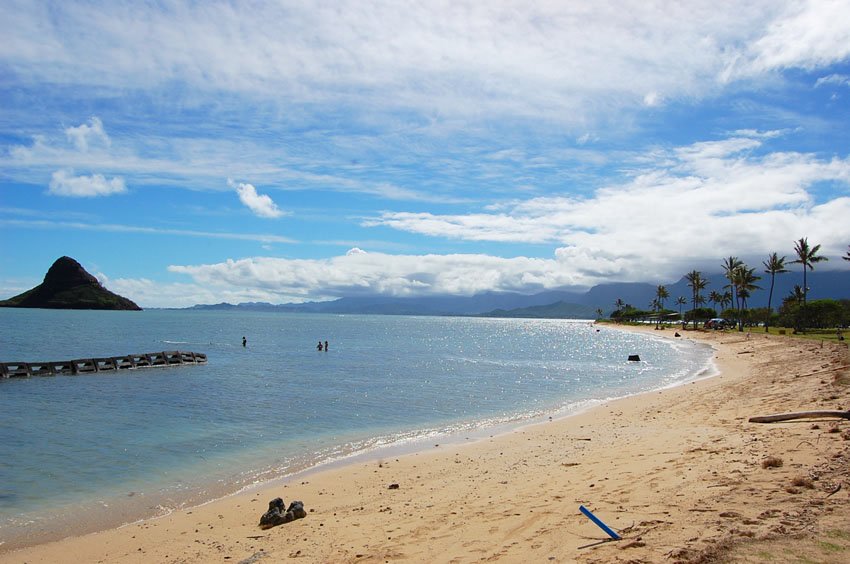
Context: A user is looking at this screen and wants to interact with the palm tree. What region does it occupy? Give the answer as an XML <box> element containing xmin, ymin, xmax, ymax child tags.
<box><xmin>720</xmin><ymin>290</ymin><xmax>733</xmax><ymax>313</ymax></box>
<box><xmin>613</xmin><ymin>298</ymin><xmax>625</xmax><ymax>321</ymax></box>
<box><xmin>708</xmin><ymin>290</ymin><xmax>723</xmax><ymax>316</ymax></box>
<box><xmin>731</xmin><ymin>265</ymin><xmax>761</xmax><ymax>331</ymax></box>
<box><xmin>762</xmin><ymin>252</ymin><xmax>788</xmax><ymax>332</ymax></box>
<box><xmin>655</xmin><ymin>285</ymin><xmax>669</xmax><ymax>328</ymax></box>
<box><xmin>685</xmin><ymin>270</ymin><xmax>708</xmax><ymax>330</ymax></box>
<box><xmin>595</xmin><ymin>308</ymin><xmax>604</xmax><ymax>320</ymax></box>
<box><xmin>675</xmin><ymin>296</ymin><xmax>687</xmax><ymax>324</ymax></box>
<box><xmin>722</xmin><ymin>256</ymin><xmax>743</xmax><ymax>315</ymax></box>
<box><xmin>655</xmin><ymin>285</ymin><xmax>669</xmax><ymax>311</ymax></box>
<box><xmin>791</xmin><ymin>237</ymin><xmax>828</xmax><ymax>306</ymax></box>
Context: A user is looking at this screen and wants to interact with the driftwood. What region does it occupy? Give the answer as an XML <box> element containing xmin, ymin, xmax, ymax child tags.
<box><xmin>749</xmin><ymin>410</ymin><xmax>850</xmax><ymax>423</ymax></box>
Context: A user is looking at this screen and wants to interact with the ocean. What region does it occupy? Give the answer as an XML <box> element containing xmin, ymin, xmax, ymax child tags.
<box><xmin>0</xmin><ymin>308</ymin><xmax>715</xmax><ymax>548</ymax></box>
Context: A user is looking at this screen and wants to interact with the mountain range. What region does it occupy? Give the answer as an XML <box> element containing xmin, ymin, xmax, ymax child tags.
<box><xmin>186</xmin><ymin>269</ymin><xmax>850</xmax><ymax>318</ymax></box>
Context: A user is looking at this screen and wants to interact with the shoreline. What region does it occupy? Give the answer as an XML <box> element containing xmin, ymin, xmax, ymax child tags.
<box><xmin>249</xmin><ymin>326</ymin><xmax>717</xmax><ymax>497</ymax></box>
<box><xmin>0</xmin><ymin>322</ymin><xmax>711</xmax><ymax>551</ymax></box>
<box><xmin>3</xmin><ymin>326</ymin><xmax>848</xmax><ymax>562</ymax></box>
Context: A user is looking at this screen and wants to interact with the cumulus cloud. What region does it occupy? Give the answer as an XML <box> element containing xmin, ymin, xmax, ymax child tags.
<box><xmin>4</xmin><ymin>125</ymin><xmax>445</xmax><ymax>204</ymax></box>
<box><xmin>4</xmin><ymin>3</ymin><xmax>850</xmax><ymax>307</ymax></box>
<box><xmin>161</xmin><ymin>131</ymin><xmax>850</xmax><ymax>303</ymax></box>
<box><xmin>95</xmin><ymin>273</ymin><xmax>285</xmax><ymax>309</ymax></box>
<box><xmin>48</xmin><ymin>169</ymin><xmax>126</xmax><ymax>197</ymax></box>
<box><xmin>4</xmin><ymin>3</ymin><xmax>849</xmax><ymax>209</ymax></box>
<box><xmin>167</xmin><ymin>128</ymin><xmax>850</xmax><ymax>302</ymax></box>
<box><xmin>744</xmin><ymin>0</ymin><xmax>850</xmax><ymax>73</ymax></box>
<box><xmin>364</xmin><ymin>131</ymin><xmax>850</xmax><ymax>281</ymax></box>
<box><xmin>169</xmin><ymin>251</ymin><xmax>581</xmax><ymax>301</ymax></box>
<box><xmin>168</xmin><ymin>191</ymin><xmax>850</xmax><ymax>304</ymax></box>
<box><xmin>64</xmin><ymin>117</ymin><xmax>110</xmax><ymax>152</ymax></box>
<box><xmin>229</xmin><ymin>179</ymin><xmax>286</xmax><ymax>218</ymax></box>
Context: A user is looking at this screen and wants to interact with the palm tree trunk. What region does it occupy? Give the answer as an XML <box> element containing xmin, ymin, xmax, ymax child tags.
<box><xmin>735</xmin><ymin>292</ymin><xmax>744</xmax><ymax>333</ymax></box>
<box><xmin>765</xmin><ymin>274</ymin><xmax>775</xmax><ymax>332</ymax></box>
<box><xmin>802</xmin><ymin>265</ymin><xmax>807</xmax><ymax>306</ymax></box>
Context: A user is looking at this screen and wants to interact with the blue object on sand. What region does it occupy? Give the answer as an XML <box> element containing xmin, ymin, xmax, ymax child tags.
<box><xmin>579</xmin><ymin>505</ymin><xmax>621</xmax><ymax>540</ymax></box>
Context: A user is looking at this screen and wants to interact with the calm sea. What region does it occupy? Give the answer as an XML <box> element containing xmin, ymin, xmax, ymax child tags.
<box><xmin>0</xmin><ymin>309</ymin><xmax>714</xmax><ymax>548</ymax></box>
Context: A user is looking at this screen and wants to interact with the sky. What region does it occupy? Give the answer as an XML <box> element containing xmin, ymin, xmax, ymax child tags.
<box><xmin>1</xmin><ymin>0</ymin><xmax>850</xmax><ymax>308</ymax></box>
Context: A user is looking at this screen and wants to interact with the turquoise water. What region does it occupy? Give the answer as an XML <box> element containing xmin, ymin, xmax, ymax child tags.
<box><xmin>0</xmin><ymin>309</ymin><xmax>714</xmax><ymax>547</ymax></box>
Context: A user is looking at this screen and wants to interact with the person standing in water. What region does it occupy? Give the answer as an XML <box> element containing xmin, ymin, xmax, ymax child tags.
<box><xmin>317</xmin><ymin>341</ymin><xmax>323</xmax><ymax>351</ymax></box>
<box><xmin>242</xmin><ymin>336</ymin><xmax>247</xmax><ymax>347</ymax></box>
<box><xmin>324</xmin><ymin>340</ymin><xmax>329</xmax><ymax>352</ymax></box>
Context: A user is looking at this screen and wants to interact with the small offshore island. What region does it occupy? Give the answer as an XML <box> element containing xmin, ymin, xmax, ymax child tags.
<box><xmin>0</xmin><ymin>256</ymin><xmax>140</xmax><ymax>311</ymax></box>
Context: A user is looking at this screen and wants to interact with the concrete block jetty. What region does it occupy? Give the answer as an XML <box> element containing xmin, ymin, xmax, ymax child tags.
<box><xmin>0</xmin><ymin>351</ymin><xmax>207</xmax><ymax>379</ymax></box>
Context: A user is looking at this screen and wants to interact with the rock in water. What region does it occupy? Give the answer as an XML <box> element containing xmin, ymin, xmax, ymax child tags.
<box><xmin>0</xmin><ymin>256</ymin><xmax>141</xmax><ymax>310</ymax></box>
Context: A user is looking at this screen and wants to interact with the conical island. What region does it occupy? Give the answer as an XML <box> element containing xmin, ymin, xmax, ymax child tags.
<box><xmin>0</xmin><ymin>256</ymin><xmax>141</xmax><ymax>310</ymax></box>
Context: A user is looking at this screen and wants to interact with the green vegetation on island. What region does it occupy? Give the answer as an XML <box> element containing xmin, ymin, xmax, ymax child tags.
<box><xmin>0</xmin><ymin>256</ymin><xmax>141</xmax><ymax>311</ymax></box>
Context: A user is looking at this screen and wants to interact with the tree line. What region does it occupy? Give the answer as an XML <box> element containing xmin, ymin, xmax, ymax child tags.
<box><xmin>610</xmin><ymin>239</ymin><xmax>850</xmax><ymax>333</ymax></box>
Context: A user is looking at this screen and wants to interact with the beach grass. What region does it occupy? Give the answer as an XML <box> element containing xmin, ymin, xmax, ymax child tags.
<box><xmin>604</xmin><ymin>319</ymin><xmax>849</xmax><ymax>343</ymax></box>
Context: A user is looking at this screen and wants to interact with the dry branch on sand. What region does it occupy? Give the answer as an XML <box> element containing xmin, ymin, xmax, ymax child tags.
<box><xmin>749</xmin><ymin>410</ymin><xmax>850</xmax><ymax>423</ymax></box>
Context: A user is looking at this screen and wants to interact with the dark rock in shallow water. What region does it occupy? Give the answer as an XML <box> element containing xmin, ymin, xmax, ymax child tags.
<box><xmin>259</xmin><ymin>497</ymin><xmax>306</xmax><ymax>529</ymax></box>
<box><xmin>0</xmin><ymin>256</ymin><xmax>141</xmax><ymax>310</ymax></box>
<box><xmin>628</xmin><ymin>354</ymin><xmax>641</xmax><ymax>362</ymax></box>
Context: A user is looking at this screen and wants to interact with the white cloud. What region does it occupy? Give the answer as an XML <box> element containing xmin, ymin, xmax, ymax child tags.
<box><xmin>229</xmin><ymin>179</ymin><xmax>285</xmax><ymax>218</ymax></box>
<box><xmin>100</xmin><ymin>277</ymin><xmax>255</xmax><ymax>309</ymax></box>
<box><xmin>4</xmin><ymin>3</ymin><xmax>848</xmax><ymax>211</ymax></box>
<box><xmin>168</xmin><ymin>251</ymin><xmax>581</xmax><ymax>301</ymax></box>
<box><xmin>744</xmin><ymin>0</ymin><xmax>850</xmax><ymax>73</ymax></box>
<box><xmin>815</xmin><ymin>73</ymin><xmax>850</xmax><ymax>87</ymax></box>
<box><xmin>165</xmin><ymin>177</ymin><xmax>850</xmax><ymax>302</ymax></box>
<box><xmin>166</xmin><ymin>128</ymin><xmax>850</xmax><ymax>301</ymax></box>
<box><xmin>362</xmin><ymin>211</ymin><xmax>564</xmax><ymax>243</ymax></box>
<box><xmin>4</xmin><ymin>124</ymin><xmax>449</xmax><ymax>203</ymax></box>
<box><xmin>48</xmin><ymin>169</ymin><xmax>126</xmax><ymax>197</ymax></box>
<box><xmin>64</xmin><ymin>117</ymin><xmax>110</xmax><ymax>152</ymax></box>
<box><xmin>643</xmin><ymin>92</ymin><xmax>661</xmax><ymax>107</ymax></box>
<box><xmin>729</xmin><ymin>129</ymin><xmax>786</xmax><ymax>139</ymax></box>
<box><xmin>576</xmin><ymin>133</ymin><xmax>598</xmax><ymax>146</ymax></box>
<box><xmin>4</xmin><ymin>2</ymin><xmax>850</xmax><ymax>308</ymax></box>
<box><xmin>364</xmin><ymin>132</ymin><xmax>850</xmax><ymax>281</ymax></box>
<box><xmin>3</xmin><ymin>1</ymin><xmax>836</xmax><ymax>124</ymax></box>
<box><xmin>0</xmin><ymin>218</ymin><xmax>296</xmax><ymax>244</ymax></box>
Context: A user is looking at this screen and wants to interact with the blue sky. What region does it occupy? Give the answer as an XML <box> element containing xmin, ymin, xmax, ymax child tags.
<box><xmin>1</xmin><ymin>0</ymin><xmax>849</xmax><ymax>308</ymax></box>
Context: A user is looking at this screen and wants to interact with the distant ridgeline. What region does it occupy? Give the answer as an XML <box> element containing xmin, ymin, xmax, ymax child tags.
<box><xmin>184</xmin><ymin>270</ymin><xmax>850</xmax><ymax>318</ymax></box>
<box><xmin>0</xmin><ymin>256</ymin><xmax>141</xmax><ymax>311</ymax></box>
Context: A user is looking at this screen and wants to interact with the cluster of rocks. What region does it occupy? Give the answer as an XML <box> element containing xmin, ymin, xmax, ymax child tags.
<box><xmin>259</xmin><ymin>497</ymin><xmax>306</xmax><ymax>529</ymax></box>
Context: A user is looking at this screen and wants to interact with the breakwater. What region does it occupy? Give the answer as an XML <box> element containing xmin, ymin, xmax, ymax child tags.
<box><xmin>0</xmin><ymin>351</ymin><xmax>207</xmax><ymax>378</ymax></box>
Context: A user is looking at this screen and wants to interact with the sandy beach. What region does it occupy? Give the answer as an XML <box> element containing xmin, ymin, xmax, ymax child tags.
<box><xmin>2</xmin><ymin>326</ymin><xmax>848</xmax><ymax>563</ymax></box>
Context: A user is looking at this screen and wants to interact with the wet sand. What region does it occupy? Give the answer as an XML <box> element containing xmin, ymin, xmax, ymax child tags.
<box><xmin>2</xmin><ymin>325</ymin><xmax>848</xmax><ymax>563</ymax></box>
